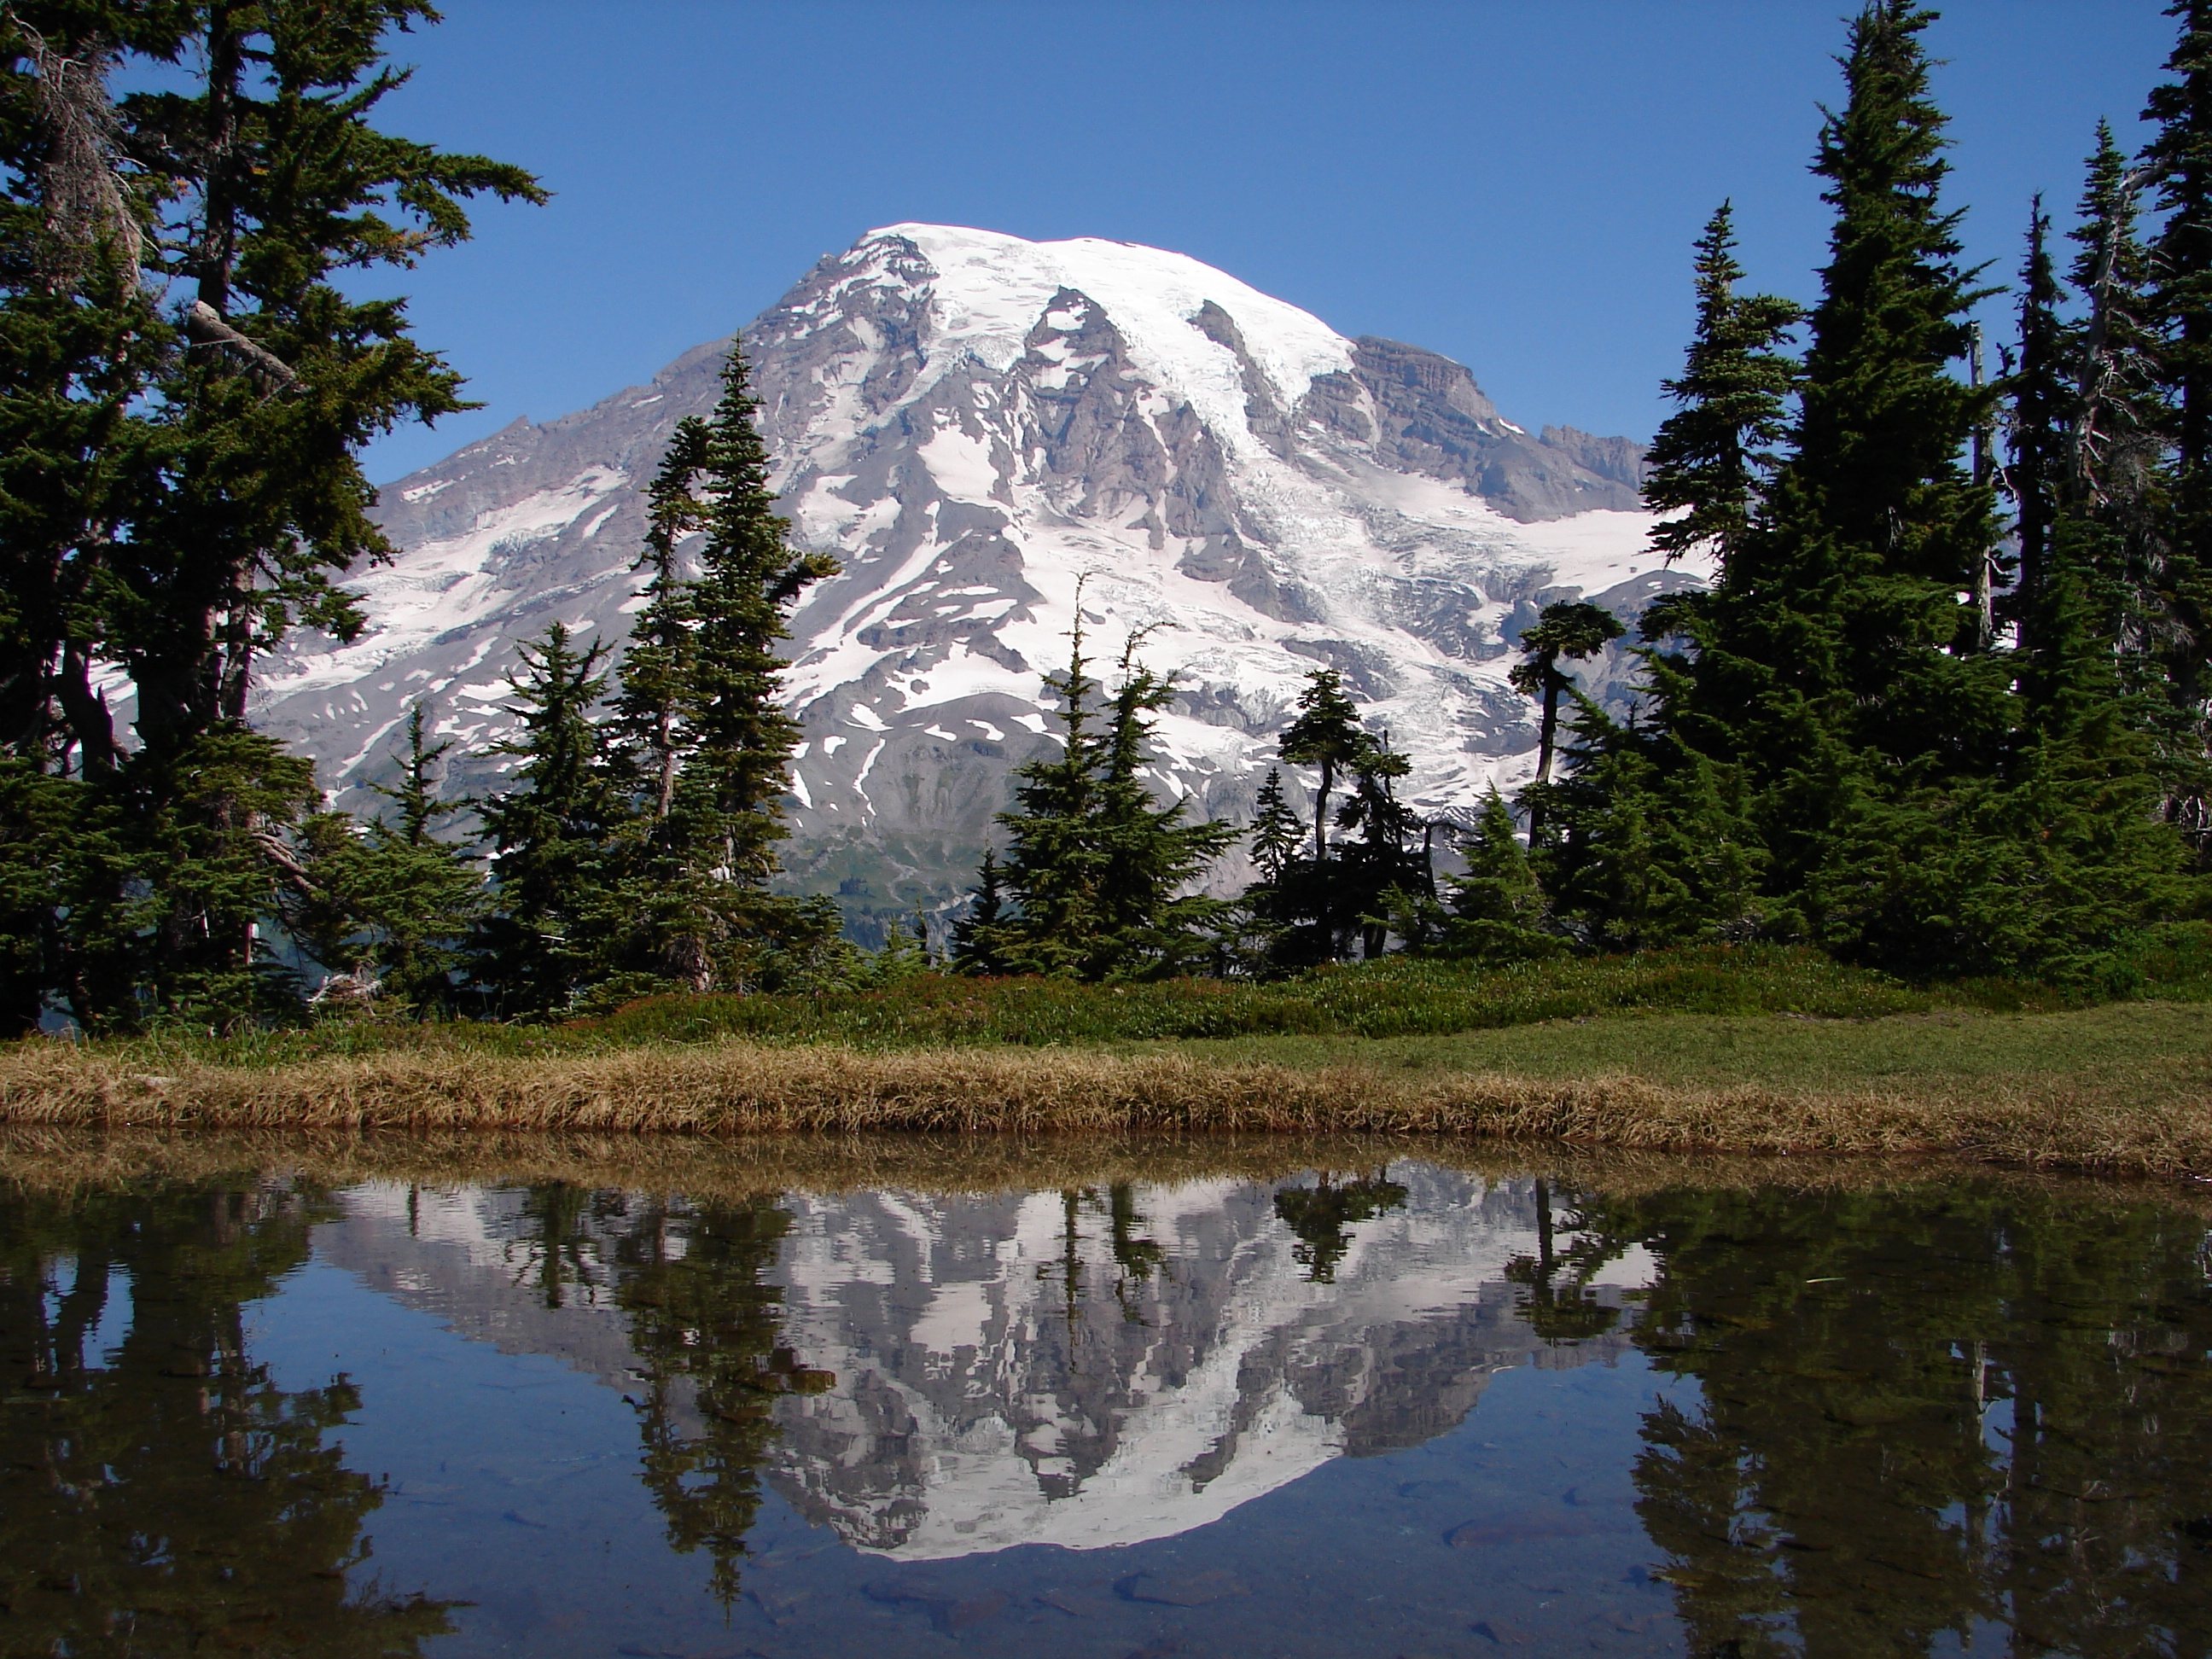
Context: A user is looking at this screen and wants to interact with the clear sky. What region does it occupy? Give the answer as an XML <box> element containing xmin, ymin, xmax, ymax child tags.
<box><xmin>358</xmin><ymin>1</ymin><xmax>2174</xmax><ymax>485</ymax></box>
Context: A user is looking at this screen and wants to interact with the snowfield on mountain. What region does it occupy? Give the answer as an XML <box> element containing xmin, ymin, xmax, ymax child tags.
<box><xmin>253</xmin><ymin>224</ymin><xmax>1695</xmax><ymax>910</ymax></box>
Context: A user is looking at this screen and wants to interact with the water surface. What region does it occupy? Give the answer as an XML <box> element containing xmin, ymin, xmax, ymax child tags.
<box><xmin>4</xmin><ymin>1146</ymin><xmax>2209</xmax><ymax>1656</ymax></box>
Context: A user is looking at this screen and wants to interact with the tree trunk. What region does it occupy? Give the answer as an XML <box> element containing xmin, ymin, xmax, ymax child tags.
<box><xmin>1968</xmin><ymin>324</ymin><xmax>1996</xmax><ymax>650</ymax></box>
<box><xmin>1527</xmin><ymin>659</ymin><xmax>1561</xmax><ymax>841</ymax></box>
<box><xmin>1313</xmin><ymin>757</ymin><xmax>1332</xmax><ymax>864</ymax></box>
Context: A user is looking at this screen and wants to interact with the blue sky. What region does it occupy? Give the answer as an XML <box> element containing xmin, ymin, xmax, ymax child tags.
<box><xmin>359</xmin><ymin>1</ymin><xmax>2174</xmax><ymax>485</ymax></box>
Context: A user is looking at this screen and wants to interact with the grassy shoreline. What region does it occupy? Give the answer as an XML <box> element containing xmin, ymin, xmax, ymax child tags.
<box><xmin>6</xmin><ymin>952</ymin><xmax>2206</xmax><ymax>1179</ymax></box>
<box><xmin>3</xmin><ymin>998</ymin><xmax>2209</xmax><ymax>1179</ymax></box>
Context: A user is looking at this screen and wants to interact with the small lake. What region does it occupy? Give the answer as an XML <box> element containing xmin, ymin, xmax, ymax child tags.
<box><xmin>4</xmin><ymin>1138</ymin><xmax>2210</xmax><ymax>1656</ymax></box>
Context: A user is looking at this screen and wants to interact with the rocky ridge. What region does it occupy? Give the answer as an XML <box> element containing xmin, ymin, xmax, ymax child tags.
<box><xmin>251</xmin><ymin>224</ymin><xmax>1698</xmax><ymax>917</ymax></box>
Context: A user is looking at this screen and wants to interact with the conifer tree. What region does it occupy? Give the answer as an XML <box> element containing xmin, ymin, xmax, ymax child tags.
<box><xmin>1601</xmin><ymin>2</ymin><xmax>2015</xmax><ymax>969</ymax></box>
<box><xmin>286</xmin><ymin>706</ymin><xmax>482</xmax><ymax>1013</ymax></box>
<box><xmin>2144</xmin><ymin>6</ymin><xmax>2212</xmax><ymax>848</ymax></box>
<box><xmin>1278</xmin><ymin>670</ymin><xmax>1365</xmax><ymax>864</ymax></box>
<box><xmin>949</xmin><ymin>849</ymin><xmax>1013</xmax><ymax>975</ymax></box>
<box><xmin>0</xmin><ymin>3</ymin><xmax>540</xmax><ymax>1028</ymax></box>
<box><xmin>986</xmin><ymin>616</ymin><xmax>1232</xmax><ymax>979</ymax></box>
<box><xmin>1643</xmin><ymin>202</ymin><xmax>1802</xmax><ymax>568</ymax></box>
<box><xmin>602</xmin><ymin>341</ymin><xmax>838</xmax><ymax>992</ymax></box>
<box><xmin>679</xmin><ymin>341</ymin><xmax>839</xmax><ymax>888</ymax></box>
<box><xmin>2006</xmin><ymin>201</ymin><xmax>2072</xmax><ymax>670</ymax></box>
<box><xmin>1086</xmin><ymin>638</ymin><xmax>1236</xmax><ymax>975</ymax></box>
<box><xmin>1248</xmin><ymin>767</ymin><xmax>1306</xmax><ymax>887</ymax></box>
<box><xmin>994</xmin><ymin>608</ymin><xmax>1107</xmax><ymax>976</ymax></box>
<box><xmin>609</xmin><ymin>420</ymin><xmax>709</xmax><ymax>824</ymax></box>
<box><xmin>1509</xmin><ymin>600</ymin><xmax>1623</xmax><ymax>839</ymax></box>
<box><xmin>1334</xmin><ymin>726</ymin><xmax>1424</xmax><ymax>958</ymax></box>
<box><xmin>2072</xmin><ymin>123</ymin><xmax>2165</xmax><ymax>527</ymax></box>
<box><xmin>1440</xmin><ymin>789</ymin><xmax>1562</xmax><ymax>963</ymax></box>
<box><xmin>471</xmin><ymin>625</ymin><xmax>626</xmax><ymax>1016</ymax></box>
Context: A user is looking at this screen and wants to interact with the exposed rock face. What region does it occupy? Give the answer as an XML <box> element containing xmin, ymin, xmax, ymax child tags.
<box><xmin>250</xmin><ymin>224</ymin><xmax>1699</xmax><ymax>914</ymax></box>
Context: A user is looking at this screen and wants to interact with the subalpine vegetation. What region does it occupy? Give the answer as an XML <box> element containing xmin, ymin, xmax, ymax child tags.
<box><xmin>954</xmin><ymin>0</ymin><xmax>2212</xmax><ymax>996</ymax></box>
<box><xmin>4</xmin><ymin>2</ymin><xmax>2211</xmax><ymax>1047</ymax></box>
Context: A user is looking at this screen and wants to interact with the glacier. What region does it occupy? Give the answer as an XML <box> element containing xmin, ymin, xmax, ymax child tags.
<box><xmin>249</xmin><ymin>223</ymin><xmax>1699</xmax><ymax>918</ymax></box>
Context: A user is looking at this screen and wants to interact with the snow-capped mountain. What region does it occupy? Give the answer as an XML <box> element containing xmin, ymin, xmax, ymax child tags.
<box><xmin>253</xmin><ymin>224</ymin><xmax>1697</xmax><ymax>911</ymax></box>
<box><xmin>314</xmin><ymin>1167</ymin><xmax>1650</xmax><ymax>1559</ymax></box>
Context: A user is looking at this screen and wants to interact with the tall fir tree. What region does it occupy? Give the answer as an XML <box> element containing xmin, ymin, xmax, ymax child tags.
<box><xmin>1642</xmin><ymin>201</ymin><xmax>1802</xmax><ymax>568</ymax></box>
<box><xmin>2144</xmin><ymin>3</ymin><xmax>2212</xmax><ymax>849</ymax></box>
<box><xmin>985</xmin><ymin>613</ymin><xmax>1232</xmax><ymax>980</ymax></box>
<box><xmin>471</xmin><ymin>624</ymin><xmax>626</xmax><ymax>1016</ymax></box>
<box><xmin>1087</xmin><ymin>635</ymin><xmax>1236</xmax><ymax>976</ymax></box>
<box><xmin>1508</xmin><ymin>600</ymin><xmax>1624</xmax><ymax>840</ymax></box>
<box><xmin>1598</xmin><ymin>2</ymin><xmax>2016</xmax><ymax>971</ymax></box>
<box><xmin>0</xmin><ymin>2</ymin><xmax>540</xmax><ymax>1028</ymax></box>
<box><xmin>602</xmin><ymin>341</ymin><xmax>838</xmax><ymax>993</ymax></box>
<box><xmin>1332</xmin><ymin>725</ymin><xmax>1424</xmax><ymax>959</ymax></box>
<box><xmin>993</xmin><ymin>604</ymin><xmax>1107</xmax><ymax>977</ymax></box>
<box><xmin>1278</xmin><ymin>669</ymin><xmax>1365</xmax><ymax>864</ymax></box>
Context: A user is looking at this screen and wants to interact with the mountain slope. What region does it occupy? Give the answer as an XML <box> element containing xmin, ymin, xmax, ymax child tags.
<box><xmin>253</xmin><ymin>224</ymin><xmax>1698</xmax><ymax>917</ymax></box>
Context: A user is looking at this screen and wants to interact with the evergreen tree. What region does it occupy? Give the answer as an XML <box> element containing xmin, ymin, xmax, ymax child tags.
<box><xmin>115</xmin><ymin>727</ymin><xmax>321</xmax><ymax>1027</ymax></box>
<box><xmin>602</xmin><ymin>342</ymin><xmax>839</xmax><ymax>993</ymax></box>
<box><xmin>1088</xmin><ymin>635</ymin><xmax>1236</xmax><ymax>976</ymax></box>
<box><xmin>1439</xmin><ymin>789</ymin><xmax>1563</xmax><ymax>963</ymax></box>
<box><xmin>1508</xmin><ymin>600</ymin><xmax>1623</xmax><ymax>839</ymax></box>
<box><xmin>1643</xmin><ymin>201</ymin><xmax>1802</xmax><ymax>567</ymax></box>
<box><xmin>986</xmin><ymin>616</ymin><xmax>1232</xmax><ymax>979</ymax></box>
<box><xmin>1278</xmin><ymin>669</ymin><xmax>1365</xmax><ymax>864</ymax></box>
<box><xmin>1991</xmin><ymin>190</ymin><xmax>2184</xmax><ymax>983</ymax></box>
<box><xmin>1250</xmin><ymin>670</ymin><xmax>1436</xmax><ymax>963</ymax></box>
<box><xmin>471</xmin><ymin>624</ymin><xmax>625</xmax><ymax>1016</ymax></box>
<box><xmin>0</xmin><ymin>2</ymin><xmax>540</xmax><ymax>1028</ymax></box>
<box><xmin>950</xmin><ymin>849</ymin><xmax>1015</xmax><ymax>975</ymax></box>
<box><xmin>1334</xmin><ymin>724</ymin><xmax>1425</xmax><ymax>958</ymax></box>
<box><xmin>2071</xmin><ymin>123</ymin><xmax>2165</xmax><ymax>532</ymax></box>
<box><xmin>2144</xmin><ymin>5</ymin><xmax>2212</xmax><ymax>848</ymax></box>
<box><xmin>608</xmin><ymin>419</ymin><xmax>708</xmax><ymax>824</ymax></box>
<box><xmin>285</xmin><ymin>706</ymin><xmax>481</xmax><ymax>1013</ymax></box>
<box><xmin>994</xmin><ymin>607</ymin><xmax>1107</xmax><ymax>976</ymax></box>
<box><xmin>1598</xmin><ymin>2</ymin><xmax>2021</xmax><ymax>972</ymax></box>
<box><xmin>2005</xmin><ymin>201</ymin><xmax>2072</xmax><ymax>671</ymax></box>
<box><xmin>1248</xmin><ymin>766</ymin><xmax>1306</xmax><ymax>886</ymax></box>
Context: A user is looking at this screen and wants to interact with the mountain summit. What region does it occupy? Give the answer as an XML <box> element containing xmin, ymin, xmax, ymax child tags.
<box><xmin>253</xmin><ymin>224</ymin><xmax>1696</xmax><ymax>911</ymax></box>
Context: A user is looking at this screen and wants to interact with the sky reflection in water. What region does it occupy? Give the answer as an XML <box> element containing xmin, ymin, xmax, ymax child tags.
<box><xmin>3</xmin><ymin>1156</ymin><xmax>2209</xmax><ymax>1656</ymax></box>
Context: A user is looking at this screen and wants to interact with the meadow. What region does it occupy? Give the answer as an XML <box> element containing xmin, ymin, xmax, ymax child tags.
<box><xmin>4</xmin><ymin>945</ymin><xmax>2209</xmax><ymax>1180</ymax></box>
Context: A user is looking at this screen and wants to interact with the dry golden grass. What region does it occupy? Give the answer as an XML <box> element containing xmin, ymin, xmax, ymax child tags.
<box><xmin>2</xmin><ymin>1033</ymin><xmax>2207</xmax><ymax>1180</ymax></box>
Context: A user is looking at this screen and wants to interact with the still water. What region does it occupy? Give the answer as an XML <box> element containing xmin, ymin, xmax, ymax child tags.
<box><xmin>4</xmin><ymin>1144</ymin><xmax>2210</xmax><ymax>1657</ymax></box>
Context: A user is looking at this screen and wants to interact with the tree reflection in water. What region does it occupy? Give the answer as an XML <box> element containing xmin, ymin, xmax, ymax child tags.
<box><xmin>1556</xmin><ymin>1181</ymin><xmax>2212</xmax><ymax>1657</ymax></box>
<box><xmin>0</xmin><ymin>1179</ymin><xmax>452</xmax><ymax>1656</ymax></box>
<box><xmin>1272</xmin><ymin>1167</ymin><xmax>1409</xmax><ymax>1282</ymax></box>
<box><xmin>606</xmin><ymin>1193</ymin><xmax>830</xmax><ymax>1608</ymax></box>
<box><xmin>1504</xmin><ymin>1176</ymin><xmax>1624</xmax><ymax>1344</ymax></box>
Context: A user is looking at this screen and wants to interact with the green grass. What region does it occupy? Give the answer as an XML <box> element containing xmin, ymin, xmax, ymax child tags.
<box><xmin>1130</xmin><ymin>1000</ymin><xmax>2212</xmax><ymax>1098</ymax></box>
<box><xmin>585</xmin><ymin>946</ymin><xmax>1970</xmax><ymax>1049</ymax></box>
<box><xmin>44</xmin><ymin>934</ymin><xmax>2212</xmax><ymax>1074</ymax></box>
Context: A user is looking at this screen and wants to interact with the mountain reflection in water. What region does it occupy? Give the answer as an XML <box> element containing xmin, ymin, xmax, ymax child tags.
<box><xmin>2</xmin><ymin>1153</ymin><xmax>2209</xmax><ymax>1656</ymax></box>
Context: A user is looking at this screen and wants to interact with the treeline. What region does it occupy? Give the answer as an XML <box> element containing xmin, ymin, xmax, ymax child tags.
<box><xmin>952</xmin><ymin>0</ymin><xmax>2212</xmax><ymax>992</ymax></box>
<box><xmin>8</xmin><ymin>3</ymin><xmax>2210</xmax><ymax>1037</ymax></box>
